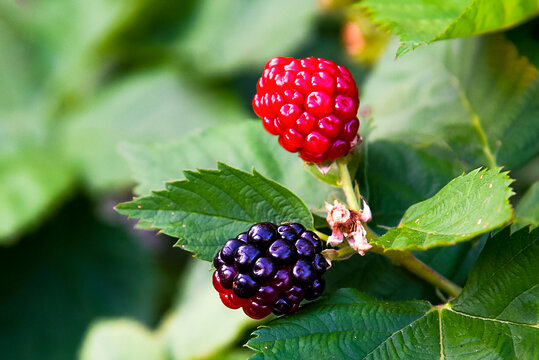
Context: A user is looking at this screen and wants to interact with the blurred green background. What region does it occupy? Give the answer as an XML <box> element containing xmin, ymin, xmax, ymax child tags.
<box><xmin>1</xmin><ymin>0</ymin><xmax>538</xmax><ymax>359</ymax></box>
<box><xmin>0</xmin><ymin>1</ymin><xmax>358</xmax><ymax>359</ymax></box>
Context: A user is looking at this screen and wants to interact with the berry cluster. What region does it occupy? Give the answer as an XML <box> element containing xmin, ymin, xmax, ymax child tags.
<box><xmin>212</xmin><ymin>222</ymin><xmax>328</xmax><ymax>319</ymax></box>
<box><xmin>252</xmin><ymin>56</ymin><xmax>360</xmax><ymax>163</ymax></box>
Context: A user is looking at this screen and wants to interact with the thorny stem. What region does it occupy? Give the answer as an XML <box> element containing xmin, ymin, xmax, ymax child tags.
<box><xmin>332</xmin><ymin>159</ymin><xmax>463</xmax><ymax>298</ymax></box>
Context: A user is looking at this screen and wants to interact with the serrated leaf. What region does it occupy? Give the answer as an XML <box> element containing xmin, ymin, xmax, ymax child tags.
<box><xmin>451</xmin><ymin>227</ymin><xmax>539</xmax><ymax>324</ymax></box>
<box><xmin>79</xmin><ymin>261</ymin><xmax>253</xmax><ymax>360</ymax></box>
<box><xmin>62</xmin><ymin>69</ymin><xmax>246</xmax><ymax>191</ymax></box>
<box><xmin>363</xmin><ymin>35</ymin><xmax>539</xmax><ymax>170</ymax></box>
<box><xmin>361</xmin><ymin>139</ymin><xmax>465</xmax><ymax>230</ymax></box>
<box><xmin>360</xmin><ymin>0</ymin><xmax>539</xmax><ymax>57</ymax></box>
<box><xmin>247</xmin><ymin>227</ymin><xmax>539</xmax><ymax>359</ymax></box>
<box><xmin>176</xmin><ymin>0</ymin><xmax>317</xmax><ymax>75</ymax></box>
<box><xmin>513</xmin><ymin>180</ymin><xmax>539</xmax><ymax>231</ymax></box>
<box><xmin>116</xmin><ymin>163</ymin><xmax>313</xmax><ymax>261</ymax></box>
<box><xmin>249</xmin><ymin>290</ymin><xmax>437</xmax><ymax>359</ymax></box>
<box><xmin>372</xmin><ymin>168</ymin><xmax>513</xmax><ymax>251</ymax></box>
<box><xmin>120</xmin><ymin>121</ymin><xmax>340</xmax><ymax>209</ymax></box>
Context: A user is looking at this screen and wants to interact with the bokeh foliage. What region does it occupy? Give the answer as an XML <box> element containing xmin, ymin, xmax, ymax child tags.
<box><xmin>1</xmin><ymin>0</ymin><xmax>538</xmax><ymax>359</ymax></box>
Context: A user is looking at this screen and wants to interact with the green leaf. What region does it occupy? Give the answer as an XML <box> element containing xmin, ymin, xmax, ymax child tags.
<box><xmin>116</xmin><ymin>163</ymin><xmax>313</xmax><ymax>261</ymax></box>
<box><xmin>325</xmin><ymin>252</ymin><xmax>440</xmax><ymax>302</ymax></box>
<box><xmin>249</xmin><ymin>290</ymin><xmax>438</xmax><ymax>359</ymax></box>
<box><xmin>0</xmin><ymin>151</ymin><xmax>73</xmax><ymax>244</ymax></box>
<box><xmin>513</xmin><ymin>180</ymin><xmax>539</xmax><ymax>230</ymax></box>
<box><xmin>361</xmin><ymin>139</ymin><xmax>465</xmax><ymax>230</ymax></box>
<box><xmin>176</xmin><ymin>0</ymin><xmax>317</xmax><ymax>75</ymax></box>
<box><xmin>79</xmin><ymin>320</ymin><xmax>165</xmax><ymax>360</ymax></box>
<box><xmin>247</xmin><ymin>227</ymin><xmax>539</xmax><ymax>359</ymax></box>
<box><xmin>62</xmin><ymin>69</ymin><xmax>246</xmax><ymax>191</ymax></box>
<box><xmin>360</xmin><ymin>0</ymin><xmax>539</xmax><ymax>57</ymax></box>
<box><xmin>506</xmin><ymin>19</ymin><xmax>539</xmax><ymax>69</ymax></box>
<box><xmin>120</xmin><ymin>121</ymin><xmax>340</xmax><ymax>210</ymax></box>
<box><xmin>451</xmin><ymin>227</ymin><xmax>539</xmax><ymax>324</ymax></box>
<box><xmin>0</xmin><ymin>197</ymin><xmax>164</xmax><ymax>360</ymax></box>
<box><xmin>80</xmin><ymin>261</ymin><xmax>254</xmax><ymax>360</ymax></box>
<box><xmin>363</xmin><ymin>35</ymin><xmax>539</xmax><ymax>170</ymax></box>
<box><xmin>372</xmin><ymin>168</ymin><xmax>514</xmax><ymax>250</ymax></box>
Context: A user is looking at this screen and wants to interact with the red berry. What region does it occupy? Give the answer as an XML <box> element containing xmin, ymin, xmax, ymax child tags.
<box><xmin>220</xmin><ymin>290</ymin><xmax>241</xmax><ymax>309</ymax></box>
<box><xmin>213</xmin><ymin>271</ymin><xmax>226</xmax><ymax>293</ymax></box>
<box><xmin>304</xmin><ymin>132</ymin><xmax>331</xmax><ymax>154</ymax></box>
<box><xmin>341</xmin><ymin>118</ymin><xmax>360</xmax><ymax>141</ymax></box>
<box><xmin>253</xmin><ymin>57</ymin><xmax>360</xmax><ymax>163</ymax></box>
<box><xmin>244</xmin><ymin>300</ymin><xmax>272</xmax><ymax>319</ymax></box>
<box><xmin>318</xmin><ymin>115</ymin><xmax>344</xmax><ymax>139</ymax></box>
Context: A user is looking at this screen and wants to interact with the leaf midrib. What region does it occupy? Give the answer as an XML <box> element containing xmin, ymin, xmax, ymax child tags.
<box><xmin>150</xmin><ymin>190</ymin><xmax>255</xmax><ymax>224</ymax></box>
<box><xmin>446</xmin><ymin>308</ymin><xmax>539</xmax><ymax>329</ymax></box>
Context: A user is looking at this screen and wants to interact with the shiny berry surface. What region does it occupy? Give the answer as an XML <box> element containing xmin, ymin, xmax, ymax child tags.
<box><xmin>251</xmin><ymin>257</ymin><xmax>277</xmax><ymax>282</ymax></box>
<box><xmin>268</xmin><ymin>239</ymin><xmax>297</xmax><ymax>265</ymax></box>
<box><xmin>234</xmin><ymin>244</ymin><xmax>261</xmax><ymax>273</ymax></box>
<box><xmin>212</xmin><ymin>222</ymin><xmax>328</xmax><ymax>319</ymax></box>
<box><xmin>220</xmin><ymin>239</ymin><xmax>245</xmax><ymax>264</ymax></box>
<box><xmin>233</xmin><ymin>273</ymin><xmax>259</xmax><ymax>298</ymax></box>
<box><xmin>253</xmin><ymin>57</ymin><xmax>360</xmax><ymax>163</ymax></box>
<box><xmin>248</xmin><ymin>222</ymin><xmax>278</xmax><ymax>247</ymax></box>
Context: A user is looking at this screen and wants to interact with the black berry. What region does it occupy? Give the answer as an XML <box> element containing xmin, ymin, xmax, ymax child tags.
<box><xmin>234</xmin><ymin>244</ymin><xmax>261</xmax><ymax>273</ymax></box>
<box><xmin>251</xmin><ymin>257</ymin><xmax>277</xmax><ymax>282</ymax></box>
<box><xmin>289</xmin><ymin>223</ymin><xmax>305</xmax><ymax>235</ymax></box>
<box><xmin>300</xmin><ymin>231</ymin><xmax>323</xmax><ymax>252</ymax></box>
<box><xmin>272</xmin><ymin>267</ymin><xmax>292</xmax><ymax>291</ymax></box>
<box><xmin>213</xmin><ymin>251</ymin><xmax>226</xmax><ymax>269</ymax></box>
<box><xmin>305</xmin><ymin>278</ymin><xmax>325</xmax><ymax>300</ymax></box>
<box><xmin>272</xmin><ymin>298</ymin><xmax>294</xmax><ymax>315</ymax></box>
<box><xmin>248</xmin><ymin>222</ymin><xmax>277</xmax><ymax>247</ymax></box>
<box><xmin>217</xmin><ymin>264</ymin><xmax>237</xmax><ymax>289</ymax></box>
<box><xmin>277</xmin><ymin>224</ymin><xmax>298</xmax><ymax>241</ymax></box>
<box><xmin>283</xmin><ymin>285</ymin><xmax>305</xmax><ymax>304</ymax></box>
<box><xmin>221</xmin><ymin>239</ymin><xmax>245</xmax><ymax>264</ymax></box>
<box><xmin>295</xmin><ymin>238</ymin><xmax>315</xmax><ymax>259</ymax></box>
<box><xmin>292</xmin><ymin>259</ymin><xmax>316</xmax><ymax>285</ymax></box>
<box><xmin>212</xmin><ymin>223</ymin><xmax>327</xmax><ymax>319</ymax></box>
<box><xmin>255</xmin><ymin>285</ymin><xmax>280</xmax><ymax>305</ymax></box>
<box><xmin>312</xmin><ymin>253</ymin><xmax>329</xmax><ymax>274</ymax></box>
<box><xmin>268</xmin><ymin>239</ymin><xmax>296</xmax><ymax>265</ymax></box>
<box><xmin>236</xmin><ymin>232</ymin><xmax>249</xmax><ymax>242</ymax></box>
<box><xmin>233</xmin><ymin>273</ymin><xmax>259</xmax><ymax>298</ymax></box>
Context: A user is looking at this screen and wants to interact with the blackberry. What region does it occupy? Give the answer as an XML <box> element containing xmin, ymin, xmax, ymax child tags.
<box><xmin>212</xmin><ymin>222</ymin><xmax>329</xmax><ymax>319</ymax></box>
<box><xmin>253</xmin><ymin>57</ymin><xmax>360</xmax><ymax>163</ymax></box>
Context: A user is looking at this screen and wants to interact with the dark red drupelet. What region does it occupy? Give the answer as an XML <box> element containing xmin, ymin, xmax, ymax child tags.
<box><xmin>253</xmin><ymin>57</ymin><xmax>360</xmax><ymax>163</ymax></box>
<box><xmin>212</xmin><ymin>222</ymin><xmax>327</xmax><ymax>319</ymax></box>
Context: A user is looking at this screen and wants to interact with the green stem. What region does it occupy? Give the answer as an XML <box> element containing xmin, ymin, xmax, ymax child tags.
<box><xmin>376</xmin><ymin>247</ymin><xmax>462</xmax><ymax>298</ymax></box>
<box><xmin>334</xmin><ymin>159</ymin><xmax>463</xmax><ymax>298</ymax></box>
<box><xmin>337</xmin><ymin>158</ymin><xmax>360</xmax><ymax>211</ymax></box>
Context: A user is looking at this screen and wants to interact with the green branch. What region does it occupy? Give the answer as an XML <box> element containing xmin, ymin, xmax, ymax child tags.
<box><xmin>332</xmin><ymin>159</ymin><xmax>463</xmax><ymax>298</ymax></box>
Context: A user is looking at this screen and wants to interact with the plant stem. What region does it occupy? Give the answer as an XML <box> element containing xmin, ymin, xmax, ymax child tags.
<box><xmin>337</xmin><ymin>159</ymin><xmax>360</xmax><ymax>211</ymax></box>
<box><xmin>374</xmin><ymin>246</ymin><xmax>462</xmax><ymax>298</ymax></box>
<box><xmin>334</xmin><ymin>159</ymin><xmax>463</xmax><ymax>298</ymax></box>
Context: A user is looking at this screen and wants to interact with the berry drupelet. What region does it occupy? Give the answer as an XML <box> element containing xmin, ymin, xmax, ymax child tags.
<box><xmin>253</xmin><ymin>56</ymin><xmax>360</xmax><ymax>163</ymax></box>
<box><xmin>212</xmin><ymin>222</ymin><xmax>328</xmax><ymax>319</ymax></box>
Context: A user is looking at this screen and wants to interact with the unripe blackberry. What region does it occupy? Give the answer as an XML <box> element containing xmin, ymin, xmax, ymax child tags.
<box><xmin>253</xmin><ymin>57</ymin><xmax>360</xmax><ymax>163</ymax></box>
<box><xmin>212</xmin><ymin>222</ymin><xmax>329</xmax><ymax>319</ymax></box>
